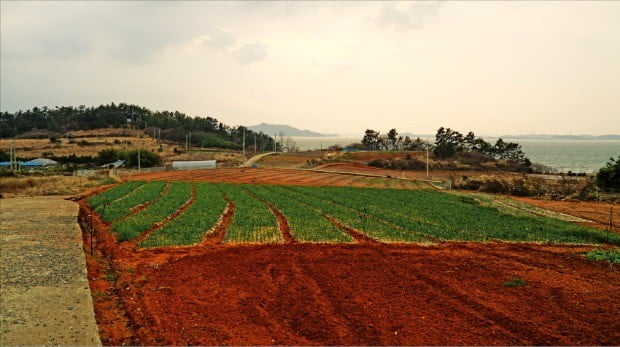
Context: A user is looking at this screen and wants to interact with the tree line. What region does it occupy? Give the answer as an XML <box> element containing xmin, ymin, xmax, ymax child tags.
<box><xmin>0</xmin><ymin>103</ymin><xmax>277</xmax><ymax>151</ymax></box>
<box><xmin>361</xmin><ymin>127</ymin><xmax>530</xmax><ymax>165</ymax></box>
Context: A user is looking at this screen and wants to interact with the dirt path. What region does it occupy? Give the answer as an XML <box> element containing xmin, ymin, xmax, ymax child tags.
<box><xmin>240</xmin><ymin>152</ymin><xmax>276</xmax><ymax>167</ymax></box>
<box><xmin>0</xmin><ymin>196</ymin><xmax>101</xmax><ymax>346</ymax></box>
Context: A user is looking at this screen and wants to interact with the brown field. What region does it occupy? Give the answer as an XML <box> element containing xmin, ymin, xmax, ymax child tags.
<box><xmin>339</xmin><ymin>150</ymin><xmax>427</xmax><ymax>163</ymax></box>
<box><xmin>124</xmin><ymin>167</ymin><xmax>430</xmax><ymax>189</ymax></box>
<box><xmin>312</xmin><ymin>162</ymin><xmax>514</xmax><ymax>181</ymax></box>
<box><xmin>79</xmin><ymin>191</ymin><xmax>620</xmax><ymax>345</ymax></box>
<box><xmin>1</xmin><ymin>128</ymin><xmax>245</xmax><ymax>166</ymax></box>
<box><xmin>0</xmin><ymin>136</ymin><xmax>176</xmax><ymax>158</ymax></box>
<box><xmin>255</xmin><ymin>152</ymin><xmax>320</xmax><ymax>168</ymax></box>
<box><xmin>515</xmin><ymin>197</ymin><xmax>620</xmax><ymax>233</ymax></box>
<box><xmin>0</xmin><ymin>175</ymin><xmax>106</xmax><ymax>197</ymax></box>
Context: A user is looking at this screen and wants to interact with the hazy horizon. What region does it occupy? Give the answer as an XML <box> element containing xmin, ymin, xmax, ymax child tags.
<box><xmin>2</xmin><ymin>1</ymin><xmax>619</xmax><ymax>136</ymax></box>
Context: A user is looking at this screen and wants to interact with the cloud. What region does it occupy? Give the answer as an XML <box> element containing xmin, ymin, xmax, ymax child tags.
<box><xmin>203</xmin><ymin>28</ymin><xmax>237</xmax><ymax>48</ymax></box>
<box><xmin>376</xmin><ymin>1</ymin><xmax>442</xmax><ymax>31</ymax></box>
<box><xmin>0</xmin><ymin>2</ymin><xmax>242</xmax><ymax>64</ymax></box>
<box><xmin>231</xmin><ymin>41</ymin><xmax>267</xmax><ymax>65</ymax></box>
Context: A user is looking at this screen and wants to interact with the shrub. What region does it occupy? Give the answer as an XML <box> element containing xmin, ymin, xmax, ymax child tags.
<box><xmin>125</xmin><ymin>149</ymin><xmax>162</xmax><ymax>168</ymax></box>
<box><xmin>596</xmin><ymin>156</ymin><xmax>620</xmax><ymax>191</ymax></box>
<box><xmin>0</xmin><ymin>150</ymin><xmax>10</xmax><ymax>162</ymax></box>
<box><xmin>479</xmin><ymin>180</ymin><xmax>508</xmax><ymax>194</ymax></box>
<box><xmin>95</xmin><ymin>148</ymin><xmax>162</xmax><ymax>167</ymax></box>
<box><xmin>586</xmin><ymin>248</ymin><xmax>620</xmax><ymax>263</ymax></box>
<box><xmin>503</xmin><ymin>278</ymin><xmax>527</xmax><ymax>287</ymax></box>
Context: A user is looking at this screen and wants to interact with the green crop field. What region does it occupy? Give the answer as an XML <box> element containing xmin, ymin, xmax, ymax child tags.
<box><xmin>97</xmin><ymin>181</ymin><xmax>167</xmax><ymax>222</ymax></box>
<box><xmin>218</xmin><ymin>183</ymin><xmax>282</xmax><ymax>243</ymax></box>
<box><xmin>285</xmin><ymin>186</ymin><xmax>619</xmax><ymax>244</ymax></box>
<box><xmin>141</xmin><ymin>183</ymin><xmax>227</xmax><ymax>247</ymax></box>
<box><xmin>244</xmin><ymin>184</ymin><xmax>352</xmax><ymax>242</ymax></box>
<box><xmin>88</xmin><ymin>181</ymin><xmax>620</xmax><ymax>247</ymax></box>
<box><xmin>112</xmin><ymin>181</ymin><xmax>192</xmax><ymax>241</ymax></box>
<box><xmin>88</xmin><ymin>181</ymin><xmax>144</xmax><ymax>209</ymax></box>
<box><xmin>265</xmin><ymin>185</ymin><xmax>429</xmax><ymax>242</ymax></box>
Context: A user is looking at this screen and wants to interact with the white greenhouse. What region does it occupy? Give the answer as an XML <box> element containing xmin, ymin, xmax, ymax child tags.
<box><xmin>172</xmin><ymin>160</ymin><xmax>217</xmax><ymax>170</ymax></box>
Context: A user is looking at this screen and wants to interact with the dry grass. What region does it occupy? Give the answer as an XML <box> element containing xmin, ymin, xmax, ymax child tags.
<box><xmin>0</xmin><ymin>175</ymin><xmax>104</xmax><ymax>197</ymax></box>
<box><xmin>1</xmin><ymin>128</ymin><xmax>245</xmax><ymax>167</ymax></box>
<box><xmin>0</xmin><ymin>136</ymin><xmax>177</xmax><ymax>158</ymax></box>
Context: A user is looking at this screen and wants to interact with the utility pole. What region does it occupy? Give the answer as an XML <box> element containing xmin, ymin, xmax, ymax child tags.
<box><xmin>158</xmin><ymin>128</ymin><xmax>161</xmax><ymax>144</ymax></box>
<box><xmin>185</xmin><ymin>133</ymin><xmax>189</xmax><ymax>153</ymax></box>
<box><xmin>137</xmin><ymin>119</ymin><xmax>141</xmax><ymax>172</ymax></box>
<box><xmin>9</xmin><ymin>142</ymin><xmax>13</xmax><ymax>170</ymax></box>
<box><xmin>254</xmin><ymin>133</ymin><xmax>257</xmax><ymax>154</ymax></box>
<box><xmin>273</xmin><ymin>133</ymin><xmax>276</xmax><ymax>152</ymax></box>
<box><xmin>242</xmin><ymin>128</ymin><xmax>246</xmax><ymax>158</ymax></box>
<box><xmin>426</xmin><ymin>137</ymin><xmax>430</xmax><ymax>180</ymax></box>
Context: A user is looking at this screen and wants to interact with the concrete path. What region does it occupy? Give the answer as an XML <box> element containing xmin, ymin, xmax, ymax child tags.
<box><xmin>0</xmin><ymin>196</ymin><xmax>101</xmax><ymax>346</ymax></box>
<box><xmin>239</xmin><ymin>152</ymin><xmax>276</xmax><ymax>167</ymax></box>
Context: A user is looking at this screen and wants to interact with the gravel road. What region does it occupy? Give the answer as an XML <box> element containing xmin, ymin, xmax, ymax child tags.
<box><xmin>0</xmin><ymin>196</ymin><xmax>101</xmax><ymax>346</ymax></box>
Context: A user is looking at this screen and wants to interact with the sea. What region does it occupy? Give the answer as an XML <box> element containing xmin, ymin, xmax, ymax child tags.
<box><xmin>290</xmin><ymin>136</ymin><xmax>620</xmax><ymax>174</ymax></box>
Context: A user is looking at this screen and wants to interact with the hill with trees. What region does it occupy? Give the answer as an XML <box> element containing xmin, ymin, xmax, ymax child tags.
<box><xmin>359</xmin><ymin>127</ymin><xmax>531</xmax><ymax>172</ymax></box>
<box><xmin>0</xmin><ymin>103</ymin><xmax>276</xmax><ymax>151</ymax></box>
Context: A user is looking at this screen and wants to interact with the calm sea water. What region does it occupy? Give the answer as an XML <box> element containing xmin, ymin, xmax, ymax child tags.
<box><xmin>290</xmin><ymin>136</ymin><xmax>620</xmax><ymax>173</ymax></box>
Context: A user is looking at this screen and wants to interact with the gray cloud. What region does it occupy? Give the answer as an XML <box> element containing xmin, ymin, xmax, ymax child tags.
<box><xmin>376</xmin><ymin>1</ymin><xmax>442</xmax><ymax>31</ymax></box>
<box><xmin>203</xmin><ymin>28</ymin><xmax>237</xmax><ymax>48</ymax></box>
<box><xmin>231</xmin><ymin>41</ymin><xmax>267</xmax><ymax>65</ymax></box>
<box><xmin>1</xmin><ymin>2</ymin><xmax>244</xmax><ymax>64</ymax></box>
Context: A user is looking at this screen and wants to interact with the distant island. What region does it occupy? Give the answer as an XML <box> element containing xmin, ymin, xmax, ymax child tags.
<box><xmin>247</xmin><ymin>123</ymin><xmax>338</xmax><ymax>137</ymax></box>
<box><xmin>499</xmin><ymin>134</ymin><xmax>620</xmax><ymax>141</ymax></box>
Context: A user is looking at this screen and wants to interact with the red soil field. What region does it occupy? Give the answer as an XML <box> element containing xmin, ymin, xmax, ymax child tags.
<box><xmin>514</xmin><ymin>197</ymin><xmax>620</xmax><ymax>234</ymax></box>
<box><xmin>78</xmin><ymin>197</ymin><xmax>620</xmax><ymax>346</ymax></box>
<box><xmin>314</xmin><ymin>162</ymin><xmax>521</xmax><ymax>181</ymax></box>
<box><xmin>124</xmin><ymin>167</ymin><xmax>424</xmax><ymax>189</ymax></box>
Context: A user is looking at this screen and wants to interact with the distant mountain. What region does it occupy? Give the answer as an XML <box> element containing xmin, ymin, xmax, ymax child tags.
<box><xmin>400</xmin><ymin>132</ymin><xmax>434</xmax><ymax>139</ymax></box>
<box><xmin>498</xmin><ymin>134</ymin><xmax>620</xmax><ymax>141</ymax></box>
<box><xmin>247</xmin><ymin>122</ymin><xmax>337</xmax><ymax>137</ymax></box>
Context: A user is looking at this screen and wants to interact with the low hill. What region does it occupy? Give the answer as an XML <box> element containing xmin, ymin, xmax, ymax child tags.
<box><xmin>0</xmin><ymin>103</ymin><xmax>276</xmax><ymax>151</ymax></box>
<box><xmin>248</xmin><ymin>122</ymin><xmax>337</xmax><ymax>137</ymax></box>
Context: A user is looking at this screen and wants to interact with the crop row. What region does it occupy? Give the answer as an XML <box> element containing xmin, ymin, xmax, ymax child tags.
<box><xmin>141</xmin><ymin>183</ymin><xmax>227</xmax><ymax>247</ymax></box>
<box><xmin>274</xmin><ymin>185</ymin><xmax>429</xmax><ymax>242</ymax></box>
<box><xmin>89</xmin><ymin>181</ymin><xmax>620</xmax><ymax>246</ymax></box>
<box><xmin>88</xmin><ymin>181</ymin><xmax>144</xmax><ymax>209</ymax></box>
<box><xmin>286</xmin><ymin>186</ymin><xmax>620</xmax><ymax>245</ymax></box>
<box><xmin>112</xmin><ymin>181</ymin><xmax>192</xmax><ymax>241</ymax></box>
<box><xmin>97</xmin><ymin>181</ymin><xmax>167</xmax><ymax>223</ymax></box>
<box><xmin>243</xmin><ymin>184</ymin><xmax>352</xmax><ymax>242</ymax></box>
<box><xmin>217</xmin><ymin>183</ymin><xmax>281</xmax><ymax>243</ymax></box>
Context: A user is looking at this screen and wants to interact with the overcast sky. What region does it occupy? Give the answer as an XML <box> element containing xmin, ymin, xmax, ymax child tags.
<box><xmin>1</xmin><ymin>1</ymin><xmax>619</xmax><ymax>136</ymax></box>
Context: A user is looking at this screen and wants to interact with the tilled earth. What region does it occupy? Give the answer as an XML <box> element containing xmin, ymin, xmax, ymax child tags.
<box><xmin>85</xmin><ymin>201</ymin><xmax>620</xmax><ymax>346</ymax></box>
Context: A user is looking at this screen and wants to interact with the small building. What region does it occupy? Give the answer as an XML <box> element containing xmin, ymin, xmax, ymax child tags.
<box><xmin>0</xmin><ymin>161</ymin><xmax>25</xmax><ymax>168</ymax></box>
<box><xmin>101</xmin><ymin>160</ymin><xmax>125</xmax><ymax>169</ymax></box>
<box><xmin>172</xmin><ymin>160</ymin><xmax>217</xmax><ymax>170</ymax></box>
<box><xmin>23</xmin><ymin>158</ymin><xmax>59</xmax><ymax>167</ymax></box>
<box><xmin>0</xmin><ymin>158</ymin><xmax>58</xmax><ymax>170</ymax></box>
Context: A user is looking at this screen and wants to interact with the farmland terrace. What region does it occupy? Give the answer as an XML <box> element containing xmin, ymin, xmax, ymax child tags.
<box><xmin>78</xmin><ymin>177</ymin><xmax>620</xmax><ymax>345</ymax></box>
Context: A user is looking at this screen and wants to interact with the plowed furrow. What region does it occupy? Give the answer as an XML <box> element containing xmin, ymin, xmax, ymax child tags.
<box><xmin>323</xmin><ymin>214</ymin><xmax>379</xmax><ymax>244</ymax></box>
<box><xmin>130</xmin><ymin>183</ymin><xmax>196</xmax><ymax>247</ymax></box>
<box><xmin>120</xmin><ymin>182</ymin><xmax>171</xmax><ymax>222</ymax></box>
<box><xmin>200</xmin><ymin>196</ymin><xmax>235</xmax><ymax>245</ymax></box>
